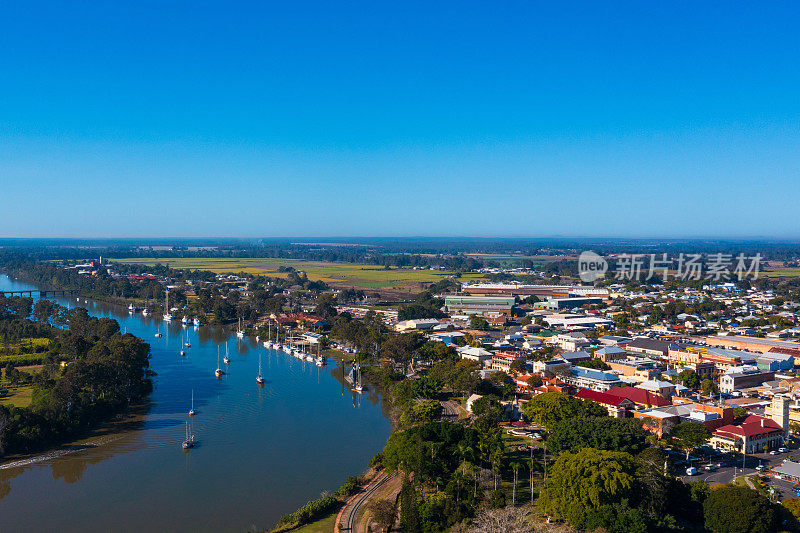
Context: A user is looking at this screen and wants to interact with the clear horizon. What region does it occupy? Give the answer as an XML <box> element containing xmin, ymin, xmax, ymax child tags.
<box><xmin>2</xmin><ymin>2</ymin><xmax>799</xmax><ymax>238</ymax></box>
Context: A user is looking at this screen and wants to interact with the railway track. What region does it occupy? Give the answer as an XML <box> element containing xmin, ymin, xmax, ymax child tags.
<box><xmin>340</xmin><ymin>471</ymin><xmax>390</xmax><ymax>533</ymax></box>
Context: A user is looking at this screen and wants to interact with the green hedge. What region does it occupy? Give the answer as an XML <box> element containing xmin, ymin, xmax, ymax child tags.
<box><xmin>272</xmin><ymin>496</ymin><xmax>338</xmax><ymax>532</ymax></box>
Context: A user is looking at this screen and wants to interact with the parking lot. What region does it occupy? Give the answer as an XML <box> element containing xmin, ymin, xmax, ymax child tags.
<box><xmin>679</xmin><ymin>446</ymin><xmax>800</xmax><ymax>500</ymax></box>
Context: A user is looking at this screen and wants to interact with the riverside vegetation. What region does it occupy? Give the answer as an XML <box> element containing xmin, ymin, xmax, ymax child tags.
<box><xmin>0</xmin><ymin>295</ymin><xmax>152</xmax><ymax>457</ymax></box>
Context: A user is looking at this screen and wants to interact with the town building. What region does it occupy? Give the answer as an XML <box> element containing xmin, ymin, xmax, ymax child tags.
<box><xmin>626</xmin><ymin>338</ymin><xmax>672</xmax><ymax>358</ymax></box>
<box><xmin>564</xmin><ymin>366</ymin><xmax>623</xmax><ymax>392</ymax></box>
<box><xmin>457</xmin><ymin>346</ymin><xmax>493</xmax><ymax>365</ymax></box>
<box><xmin>719</xmin><ymin>366</ymin><xmax>776</xmax><ymax>393</ymax></box>
<box><xmin>443</xmin><ymin>295</ymin><xmax>516</xmax><ymax>317</ymax></box>
<box><xmin>574</xmin><ymin>388</ymin><xmax>635</xmax><ymax>418</ymax></box>
<box><xmin>709</xmin><ymin>415</ymin><xmax>784</xmax><ymax>453</ymax></box>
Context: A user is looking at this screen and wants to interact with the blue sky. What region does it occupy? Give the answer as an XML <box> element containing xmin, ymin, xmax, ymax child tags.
<box><xmin>1</xmin><ymin>1</ymin><xmax>798</xmax><ymax>238</ymax></box>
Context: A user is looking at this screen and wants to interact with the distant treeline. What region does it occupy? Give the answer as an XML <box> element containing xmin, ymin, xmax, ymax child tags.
<box><xmin>2</xmin><ymin>238</ymin><xmax>799</xmax><ymax>270</ymax></box>
<box><xmin>0</xmin><ymin>296</ymin><xmax>152</xmax><ymax>457</ymax></box>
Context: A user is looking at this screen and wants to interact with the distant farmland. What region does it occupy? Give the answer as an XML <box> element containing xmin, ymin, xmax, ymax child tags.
<box><xmin>111</xmin><ymin>257</ymin><xmax>487</xmax><ymax>292</ymax></box>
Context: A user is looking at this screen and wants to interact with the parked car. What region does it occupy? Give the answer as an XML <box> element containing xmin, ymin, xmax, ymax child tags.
<box><xmin>779</xmin><ymin>447</ymin><xmax>788</xmax><ymax>453</ymax></box>
<box><xmin>756</xmin><ymin>465</ymin><xmax>765</xmax><ymax>471</ymax></box>
<box><xmin>705</xmin><ymin>464</ymin><xmax>718</xmax><ymax>471</ymax></box>
<box><xmin>770</xmin><ymin>450</ymin><xmax>779</xmax><ymax>455</ymax></box>
<box><xmin>686</xmin><ymin>467</ymin><xmax>698</xmax><ymax>476</ymax></box>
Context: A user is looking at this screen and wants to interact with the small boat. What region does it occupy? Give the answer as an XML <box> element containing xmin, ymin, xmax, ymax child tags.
<box><xmin>181</xmin><ymin>316</ymin><xmax>189</xmax><ymax>324</ymax></box>
<box><xmin>182</xmin><ymin>421</ymin><xmax>194</xmax><ymax>449</ymax></box>
<box><xmin>142</xmin><ymin>308</ymin><xmax>150</xmax><ymax>316</ymax></box>
<box><xmin>215</xmin><ymin>347</ymin><xmax>224</xmax><ymax>378</ymax></box>
<box><xmin>180</xmin><ymin>349</ymin><xmax>186</xmax><ymax>356</ymax></box>
<box><xmin>193</xmin><ymin>317</ymin><xmax>201</xmax><ymax>326</ymax></box>
<box><xmin>189</xmin><ymin>390</ymin><xmax>195</xmax><ymax>417</ymax></box>
<box><xmin>154</xmin><ymin>328</ymin><xmax>162</xmax><ymax>338</ymax></box>
<box><xmin>128</xmin><ymin>303</ymin><xmax>137</xmax><ymax>313</ymax></box>
<box><xmin>256</xmin><ymin>352</ymin><xmax>264</xmax><ymax>385</ymax></box>
<box><xmin>236</xmin><ymin>318</ymin><xmax>245</xmax><ymax>338</ymax></box>
<box><xmin>223</xmin><ymin>342</ymin><xmax>231</xmax><ymax>365</ymax></box>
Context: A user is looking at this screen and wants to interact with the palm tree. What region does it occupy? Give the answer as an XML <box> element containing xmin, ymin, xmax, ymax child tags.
<box><xmin>511</xmin><ymin>461</ymin><xmax>521</xmax><ymax>505</ymax></box>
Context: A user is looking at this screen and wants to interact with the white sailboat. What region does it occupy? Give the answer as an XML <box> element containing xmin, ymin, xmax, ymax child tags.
<box><xmin>189</xmin><ymin>390</ymin><xmax>195</xmax><ymax>417</ymax></box>
<box><xmin>182</xmin><ymin>421</ymin><xmax>194</xmax><ymax>449</ymax></box>
<box><xmin>236</xmin><ymin>317</ymin><xmax>245</xmax><ymax>338</ymax></box>
<box><xmin>163</xmin><ymin>290</ymin><xmax>172</xmax><ymax>321</ymax></box>
<box><xmin>193</xmin><ymin>317</ymin><xmax>201</xmax><ymax>327</ymax></box>
<box><xmin>223</xmin><ymin>342</ymin><xmax>231</xmax><ymax>365</ymax></box>
<box><xmin>315</xmin><ymin>342</ymin><xmax>325</xmax><ymax>366</ymax></box>
<box><xmin>215</xmin><ymin>347</ymin><xmax>224</xmax><ymax>378</ymax></box>
<box><xmin>257</xmin><ymin>352</ymin><xmax>264</xmax><ymax>385</ymax></box>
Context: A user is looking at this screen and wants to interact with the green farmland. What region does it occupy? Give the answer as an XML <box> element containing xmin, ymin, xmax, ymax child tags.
<box><xmin>112</xmin><ymin>257</ymin><xmax>487</xmax><ymax>292</ymax></box>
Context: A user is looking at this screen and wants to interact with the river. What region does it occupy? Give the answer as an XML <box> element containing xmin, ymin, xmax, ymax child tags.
<box><xmin>0</xmin><ymin>275</ymin><xmax>391</xmax><ymax>532</ymax></box>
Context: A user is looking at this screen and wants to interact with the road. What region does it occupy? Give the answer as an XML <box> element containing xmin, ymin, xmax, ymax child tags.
<box><xmin>338</xmin><ymin>471</ymin><xmax>391</xmax><ymax>533</ymax></box>
<box><xmin>680</xmin><ymin>449</ymin><xmax>799</xmax><ymax>486</ymax></box>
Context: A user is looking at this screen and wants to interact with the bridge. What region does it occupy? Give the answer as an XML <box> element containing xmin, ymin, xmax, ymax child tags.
<box><xmin>0</xmin><ymin>289</ymin><xmax>81</xmax><ymax>298</ymax></box>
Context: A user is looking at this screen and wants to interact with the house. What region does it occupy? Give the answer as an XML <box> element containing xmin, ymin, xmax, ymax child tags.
<box><xmin>531</xmin><ymin>377</ymin><xmax>575</xmax><ymax>396</ymax></box>
<box><xmin>574</xmin><ymin>388</ymin><xmax>634</xmax><ymax>418</ymax></box>
<box><xmin>595</xmin><ymin>345</ymin><xmax>628</xmax><ymax>362</ymax></box>
<box><xmin>555</xmin><ymin>332</ymin><xmax>591</xmax><ymax>351</ymax></box>
<box><xmin>637</xmin><ymin>379</ymin><xmax>677</xmax><ymax>397</ymax></box>
<box><xmin>533</xmin><ymin>359</ymin><xmax>571</xmax><ymax>377</ymax></box>
<box><xmin>457</xmin><ymin>346</ymin><xmax>493</xmax><ymax>365</ymax></box>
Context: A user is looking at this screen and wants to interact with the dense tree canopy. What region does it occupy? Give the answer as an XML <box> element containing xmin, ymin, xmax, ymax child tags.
<box><xmin>548</xmin><ymin>417</ymin><xmax>647</xmax><ymax>455</ymax></box>
<box><xmin>522</xmin><ymin>391</ymin><xmax>607</xmax><ymax>429</ymax></box>
<box><xmin>703</xmin><ymin>485</ymin><xmax>779</xmax><ymax>533</ymax></box>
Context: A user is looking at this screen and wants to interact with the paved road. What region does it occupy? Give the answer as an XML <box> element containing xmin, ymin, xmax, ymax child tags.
<box><xmin>340</xmin><ymin>472</ymin><xmax>390</xmax><ymax>533</ymax></box>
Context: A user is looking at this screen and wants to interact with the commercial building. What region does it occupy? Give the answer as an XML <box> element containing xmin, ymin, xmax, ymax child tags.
<box><xmin>706</xmin><ymin>335</ymin><xmax>800</xmax><ymax>354</ymax></box>
<box><xmin>709</xmin><ymin>415</ymin><xmax>784</xmax><ymax>453</ymax></box>
<box><xmin>719</xmin><ymin>366</ymin><xmax>775</xmax><ymax>393</ymax></box>
<box><xmin>626</xmin><ymin>338</ymin><xmax>672</xmax><ymax>358</ymax></box>
<box><xmin>564</xmin><ymin>366</ymin><xmax>623</xmax><ymax>392</ymax></box>
<box><xmin>460</xmin><ymin>283</ymin><xmax>609</xmax><ymax>299</ymax></box>
<box><xmin>491</xmin><ymin>351</ymin><xmax>527</xmax><ymax>372</ymax></box>
<box><xmin>543</xmin><ymin>315</ymin><xmax>613</xmax><ymax>330</ymax></box>
<box><xmin>606</xmin><ymin>386</ymin><xmax>671</xmax><ymax>409</ymax></box>
<box><xmin>771</xmin><ymin>460</ymin><xmax>800</xmax><ymax>484</ymax></box>
<box><xmin>395</xmin><ymin>318</ymin><xmax>441</xmax><ymax>332</ymax></box>
<box><xmin>606</xmin><ymin>357</ymin><xmax>662</xmax><ymax>381</ymax></box>
<box><xmin>534</xmin><ymin>297</ymin><xmax>603</xmax><ymax>310</ymax></box>
<box><xmin>574</xmin><ymin>388</ymin><xmax>634</xmax><ymax>418</ymax></box>
<box><xmin>443</xmin><ymin>295</ymin><xmax>516</xmax><ymax>317</ymax></box>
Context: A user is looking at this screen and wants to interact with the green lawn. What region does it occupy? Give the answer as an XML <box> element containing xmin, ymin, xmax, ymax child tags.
<box><xmin>285</xmin><ymin>510</ymin><xmax>337</xmax><ymax>533</ymax></box>
<box><xmin>0</xmin><ymin>385</ymin><xmax>34</xmax><ymax>408</ymax></box>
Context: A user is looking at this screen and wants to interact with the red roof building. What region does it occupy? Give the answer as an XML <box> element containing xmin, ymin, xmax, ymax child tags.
<box><xmin>709</xmin><ymin>415</ymin><xmax>785</xmax><ymax>453</ymax></box>
<box><xmin>605</xmin><ymin>386</ymin><xmax>671</xmax><ymax>409</ymax></box>
<box><xmin>575</xmin><ymin>388</ymin><xmax>634</xmax><ymax>418</ymax></box>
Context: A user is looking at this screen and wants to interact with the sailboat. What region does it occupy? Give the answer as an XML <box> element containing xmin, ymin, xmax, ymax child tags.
<box><xmin>223</xmin><ymin>342</ymin><xmax>231</xmax><ymax>365</ymax></box>
<box><xmin>315</xmin><ymin>342</ymin><xmax>325</xmax><ymax>367</ymax></box>
<box><xmin>215</xmin><ymin>347</ymin><xmax>224</xmax><ymax>378</ymax></box>
<box><xmin>236</xmin><ymin>318</ymin><xmax>245</xmax><ymax>338</ymax></box>
<box><xmin>354</xmin><ymin>362</ymin><xmax>364</xmax><ymax>393</ymax></box>
<box><xmin>184</xmin><ymin>330</ymin><xmax>191</xmax><ymax>348</ymax></box>
<box><xmin>264</xmin><ymin>321</ymin><xmax>274</xmax><ymax>349</ymax></box>
<box><xmin>128</xmin><ymin>303</ymin><xmax>137</xmax><ymax>313</ymax></box>
<box><xmin>193</xmin><ymin>317</ymin><xmax>201</xmax><ymax>327</ymax></box>
<box><xmin>257</xmin><ymin>352</ymin><xmax>265</xmax><ymax>385</ymax></box>
<box><xmin>163</xmin><ymin>290</ymin><xmax>173</xmax><ymax>321</ymax></box>
<box><xmin>154</xmin><ymin>325</ymin><xmax>162</xmax><ymax>338</ymax></box>
<box><xmin>182</xmin><ymin>421</ymin><xmax>195</xmax><ymax>449</ymax></box>
<box><xmin>189</xmin><ymin>390</ymin><xmax>196</xmax><ymax>417</ymax></box>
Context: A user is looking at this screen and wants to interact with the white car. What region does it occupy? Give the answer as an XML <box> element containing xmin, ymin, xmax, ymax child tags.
<box><xmin>779</xmin><ymin>447</ymin><xmax>788</xmax><ymax>453</ymax></box>
<box><xmin>756</xmin><ymin>465</ymin><xmax>765</xmax><ymax>471</ymax></box>
<box><xmin>770</xmin><ymin>450</ymin><xmax>779</xmax><ymax>455</ymax></box>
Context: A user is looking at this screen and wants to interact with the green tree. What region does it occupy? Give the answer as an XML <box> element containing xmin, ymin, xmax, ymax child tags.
<box><xmin>703</xmin><ymin>485</ymin><xmax>778</xmax><ymax>533</ymax></box>
<box><xmin>677</xmin><ymin>369</ymin><xmax>700</xmax><ymax>388</ymax></box>
<box><xmin>547</xmin><ymin>417</ymin><xmax>646</xmax><ymax>455</ymax></box>
<box><xmin>469</xmin><ymin>315</ymin><xmax>489</xmax><ymax>330</ymax></box>
<box><xmin>522</xmin><ymin>391</ymin><xmax>607</xmax><ymax>429</ymax></box>
<box><xmin>670</xmin><ymin>422</ymin><xmax>711</xmax><ymax>460</ymax></box>
<box><xmin>539</xmin><ymin>448</ymin><xmax>636</xmax><ymax>528</ymax></box>
<box><xmin>526</xmin><ymin>374</ymin><xmax>543</xmax><ymax>389</ymax></box>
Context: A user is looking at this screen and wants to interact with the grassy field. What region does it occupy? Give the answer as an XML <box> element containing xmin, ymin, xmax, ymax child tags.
<box><xmin>0</xmin><ymin>384</ymin><xmax>34</xmax><ymax>408</ymax></box>
<box><xmin>112</xmin><ymin>257</ymin><xmax>486</xmax><ymax>291</ymax></box>
<box><xmin>287</xmin><ymin>510</ymin><xmax>338</xmax><ymax>533</ymax></box>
